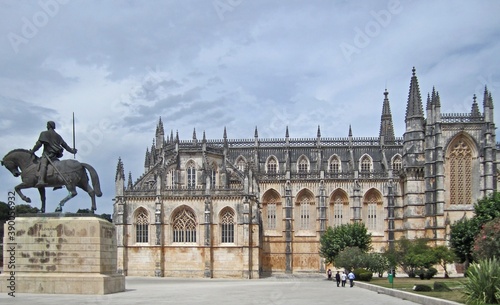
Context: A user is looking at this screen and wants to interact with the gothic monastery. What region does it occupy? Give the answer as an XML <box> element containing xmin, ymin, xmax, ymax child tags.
<box><xmin>113</xmin><ymin>68</ymin><xmax>498</xmax><ymax>278</ymax></box>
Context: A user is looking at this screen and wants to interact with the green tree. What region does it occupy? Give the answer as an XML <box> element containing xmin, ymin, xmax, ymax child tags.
<box><xmin>385</xmin><ymin>237</ymin><xmax>438</xmax><ymax>277</ymax></box>
<box><xmin>334</xmin><ymin>246</ymin><xmax>367</xmax><ymax>270</ymax></box>
<box><xmin>473</xmin><ymin>217</ymin><xmax>500</xmax><ymax>261</ymax></box>
<box><xmin>450</xmin><ymin>217</ymin><xmax>478</xmax><ymax>269</ymax></box>
<box><xmin>0</xmin><ymin>201</ymin><xmax>10</xmax><ymax>221</ymax></box>
<box><xmin>15</xmin><ymin>204</ymin><xmax>39</xmax><ymax>215</ymax></box>
<box><xmin>319</xmin><ymin>223</ymin><xmax>371</xmax><ymax>265</ymax></box>
<box><xmin>450</xmin><ymin>191</ymin><xmax>500</xmax><ymax>268</ymax></box>
<box><xmin>366</xmin><ymin>252</ymin><xmax>389</xmax><ymax>277</ymax></box>
<box><xmin>433</xmin><ymin>245</ymin><xmax>456</xmax><ymax>278</ymax></box>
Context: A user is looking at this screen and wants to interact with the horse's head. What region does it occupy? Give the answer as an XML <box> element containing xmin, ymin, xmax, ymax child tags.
<box><xmin>2</xmin><ymin>149</ymin><xmax>31</xmax><ymax>177</ymax></box>
<box><xmin>1</xmin><ymin>158</ymin><xmax>20</xmax><ymax>177</ymax></box>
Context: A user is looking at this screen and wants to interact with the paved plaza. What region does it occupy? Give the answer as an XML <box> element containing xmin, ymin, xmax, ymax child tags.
<box><xmin>0</xmin><ymin>276</ymin><xmax>421</xmax><ymax>305</ymax></box>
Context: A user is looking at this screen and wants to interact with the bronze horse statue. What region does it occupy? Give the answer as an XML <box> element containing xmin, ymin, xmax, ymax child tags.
<box><xmin>1</xmin><ymin>149</ymin><xmax>102</xmax><ymax>213</ymax></box>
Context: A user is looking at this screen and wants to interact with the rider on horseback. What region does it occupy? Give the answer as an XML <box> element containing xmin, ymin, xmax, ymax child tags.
<box><xmin>30</xmin><ymin>121</ymin><xmax>78</xmax><ymax>187</ymax></box>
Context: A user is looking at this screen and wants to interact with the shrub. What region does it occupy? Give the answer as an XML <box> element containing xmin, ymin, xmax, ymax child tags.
<box><xmin>358</xmin><ymin>272</ymin><xmax>373</xmax><ymax>282</ymax></box>
<box><xmin>353</xmin><ymin>268</ymin><xmax>369</xmax><ymax>279</ymax></box>
<box><xmin>473</xmin><ymin>218</ymin><xmax>500</xmax><ymax>261</ymax></box>
<box><xmin>462</xmin><ymin>258</ymin><xmax>500</xmax><ymax>305</ymax></box>
<box><xmin>416</xmin><ymin>267</ymin><xmax>437</xmax><ymax>280</ymax></box>
<box><xmin>413</xmin><ymin>284</ymin><xmax>432</xmax><ymax>292</ymax></box>
<box><xmin>433</xmin><ymin>282</ymin><xmax>452</xmax><ymax>292</ymax></box>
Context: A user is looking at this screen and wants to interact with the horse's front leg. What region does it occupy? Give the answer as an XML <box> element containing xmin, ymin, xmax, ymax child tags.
<box><xmin>38</xmin><ymin>187</ymin><xmax>46</xmax><ymax>213</ymax></box>
<box><xmin>15</xmin><ymin>183</ymin><xmax>32</xmax><ymax>203</ymax></box>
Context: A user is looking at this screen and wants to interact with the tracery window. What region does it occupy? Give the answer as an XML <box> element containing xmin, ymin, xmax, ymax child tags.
<box><xmin>267</xmin><ymin>199</ymin><xmax>277</xmax><ymax>230</ymax></box>
<box><xmin>364</xmin><ymin>192</ymin><xmax>381</xmax><ymax>232</ymax></box>
<box><xmin>173</xmin><ymin>208</ymin><xmax>197</xmax><ymax>243</ymax></box>
<box><xmin>329</xmin><ymin>156</ymin><xmax>340</xmax><ymax>173</ymax></box>
<box><xmin>392</xmin><ymin>156</ymin><xmax>402</xmax><ymax>171</ymax></box>
<box><xmin>220</xmin><ymin>208</ymin><xmax>235</xmax><ymax>243</ymax></box>
<box><xmin>299</xmin><ymin>198</ymin><xmax>311</xmax><ymax>230</ymax></box>
<box><xmin>361</xmin><ymin>156</ymin><xmax>371</xmax><ymax>172</ymax></box>
<box><xmin>211</xmin><ymin>167</ymin><xmax>217</xmax><ymax>189</ymax></box>
<box><xmin>267</xmin><ymin>158</ymin><xmax>277</xmax><ymax>174</ymax></box>
<box><xmin>298</xmin><ymin>158</ymin><xmax>308</xmax><ymax>173</ymax></box>
<box><xmin>135</xmin><ymin>209</ymin><xmax>149</xmax><ymax>243</ymax></box>
<box><xmin>333</xmin><ymin>197</ymin><xmax>343</xmax><ymax>227</ymax></box>
<box><xmin>449</xmin><ymin>139</ymin><xmax>472</xmax><ymax>205</ymax></box>
<box><xmin>237</xmin><ymin>158</ymin><xmax>246</xmax><ymax>172</ymax></box>
<box><xmin>187</xmin><ymin>162</ymin><xmax>196</xmax><ymax>189</ymax></box>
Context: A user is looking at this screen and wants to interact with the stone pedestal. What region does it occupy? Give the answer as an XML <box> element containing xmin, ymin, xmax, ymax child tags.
<box><xmin>0</xmin><ymin>214</ymin><xmax>125</xmax><ymax>294</ymax></box>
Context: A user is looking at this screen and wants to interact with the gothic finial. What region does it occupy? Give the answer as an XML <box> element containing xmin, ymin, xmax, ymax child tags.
<box><xmin>285</xmin><ymin>126</ymin><xmax>289</xmax><ymax>138</ymax></box>
<box><xmin>193</xmin><ymin>128</ymin><xmax>197</xmax><ymax>140</ymax></box>
<box><xmin>317</xmin><ymin>125</ymin><xmax>321</xmax><ymax>138</ymax></box>
<box><xmin>203</xmin><ymin>130</ymin><xmax>206</xmax><ymax>142</ymax></box>
<box><xmin>380</xmin><ymin>88</ymin><xmax>395</xmax><ymax>142</ymax></box>
<box><xmin>175</xmin><ymin>130</ymin><xmax>179</xmax><ymax>143</ymax></box>
<box><xmin>348</xmin><ymin>125</ymin><xmax>352</xmax><ymax>137</ymax></box>
<box><xmin>405</xmin><ymin>66</ymin><xmax>424</xmax><ymax>121</ymax></box>
<box><xmin>426</xmin><ymin>93</ymin><xmax>431</xmax><ymax>110</ymax></box>
<box><xmin>412</xmin><ymin>66</ymin><xmax>416</xmax><ymax>76</ymax></box>
<box><xmin>127</xmin><ymin>171</ymin><xmax>133</xmax><ymax>190</ymax></box>
<box><xmin>115</xmin><ymin>157</ymin><xmax>125</xmax><ymax>181</ymax></box>
<box><xmin>223</xmin><ymin>126</ymin><xmax>227</xmax><ymax>139</ymax></box>
<box><xmin>254</xmin><ymin>126</ymin><xmax>258</xmax><ymax>138</ymax></box>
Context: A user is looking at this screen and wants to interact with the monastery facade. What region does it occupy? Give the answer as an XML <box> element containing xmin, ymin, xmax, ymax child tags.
<box><xmin>113</xmin><ymin>68</ymin><xmax>498</xmax><ymax>278</ymax></box>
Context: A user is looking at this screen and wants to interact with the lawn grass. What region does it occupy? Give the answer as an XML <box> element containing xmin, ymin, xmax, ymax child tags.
<box><xmin>368</xmin><ymin>276</ymin><xmax>466</xmax><ymax>304</ymax></box>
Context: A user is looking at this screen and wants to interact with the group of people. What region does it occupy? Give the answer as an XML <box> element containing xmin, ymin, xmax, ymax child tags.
<box><xmin>327</xmin><ymin>269</ymin><xmax>355</xmax><ymax>287</ymax></box>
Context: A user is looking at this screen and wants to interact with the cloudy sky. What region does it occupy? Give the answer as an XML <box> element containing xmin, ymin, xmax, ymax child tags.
<box><xmin>1</xmin><ymin>0</ymin><xmax>499</xmax><ymax>215</ymax></box>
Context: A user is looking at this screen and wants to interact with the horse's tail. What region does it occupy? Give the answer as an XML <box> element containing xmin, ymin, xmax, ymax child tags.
<box><xmin>82</xmin><ymin>163</ymin><xmax>103</xmax><ymax>197</ymax></box>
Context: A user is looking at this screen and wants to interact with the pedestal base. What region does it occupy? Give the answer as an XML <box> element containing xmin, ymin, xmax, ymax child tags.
<box><xmin>1</xmin><ymin>214</ymin><xmax>125</xmax><ymax>295</ymax></box>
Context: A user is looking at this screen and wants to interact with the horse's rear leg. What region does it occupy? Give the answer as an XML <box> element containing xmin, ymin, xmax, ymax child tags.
<box><xmin>79</xmin><ymin>180</ymin><xmax>96</xmax><ymax>212</ymax></box>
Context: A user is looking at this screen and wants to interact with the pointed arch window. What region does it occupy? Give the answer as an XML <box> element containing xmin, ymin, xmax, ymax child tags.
<box><xmin>267</xmin><ymin>198</ymin><xmax>277</xmax><ymax>230</ymax></box>
<box><xmin>210</xmin><ymin>163</ymin><xmax>217</xmax><ymax>189</ymax></box>
<box><xmin>173</xmin><ymin>208</ymin><xmax>197</xmax><ymax>243</ymax></box>
<box><xmin>187</xmin><ymin>161</ymin><xmax>196</xmax><ymax>189</ymax></box>
<box><xmin>220</xmin><ymin>208</ymin><xmax>235</xmax><ymax>243</ymax></box>
<box><xmin>363</xmin><ymin>191</ymin><xmax>382</xmax><ymax>232</ymax></box>
<box><xmin>392</xmin><ymin>156</ymin><xmax>402</xmax><ymax>171</ymax></box>
<box><xmin>361</xmin><ymin>156</ymin><xmax>372</xmax><ymax>172</ymax></box>
<box><xmin>135</xmin><ymin>210</ymin><xmax>149</xmax><ymax>243</ymax></box>
<box><xmin>449</xmin><ymin>139</ymin><xmax>473</xmax><ymax>205</ymax></box>
<box><xmin>236</xmin><ymin>158</ymin><xmax>246</xmax><ymax>172</ymax></box>
<box><xmin>267</xmin><ymin>158</ymin><xmax>278</xmax><ymax>174</ymax></box>
<box><xmin>299</xmin><ymin>198</ymin><xmax>311</xmax><ymax>230</ymax></box>
<box><xmin>298</xmin><ymin>158</ymin><xmax>309</xmax><ymax>173</ymax></box>
<box><xmin>329</xmin><ymin>156</ymin><xmax>340</xmax><ymax>173</ymax></box>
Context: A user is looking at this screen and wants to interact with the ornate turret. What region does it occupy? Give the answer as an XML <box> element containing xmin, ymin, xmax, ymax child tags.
<box><xmin>379</xmin><ymin>89</ymin><xmax>395</xmax><ymax>144</ymax></box>
<box><xmin>115</xmin><ymin>157</ymin><xmax>125</xmax><ymax>196</ymax></box>
<box><xmin>471</xmin><ymin>94</ymin><xmax>481</xmax><ymax>118</ymax></box>
<box><xmin>403</xmin><ymin>67</ymin><xmax>425</xmax><ymax>169</ymax></box>
<box><xmin>156</xmin><ymin>117</ymin><xmax>165</xmax><ymax>148</ymax></box>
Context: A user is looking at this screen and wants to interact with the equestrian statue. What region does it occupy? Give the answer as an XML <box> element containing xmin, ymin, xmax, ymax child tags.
<box><xmin>1</xmin><ymin>120</ymin><xmax>102</xmax><ymax>213</ymax></box>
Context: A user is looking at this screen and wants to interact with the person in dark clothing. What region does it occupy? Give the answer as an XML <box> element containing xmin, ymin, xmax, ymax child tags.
<box><xmin>335</xmin><ymin>271</ymin><xmax>341</xmax><ymax>287</ymax></box>
<box><xmin>31</xmin><ymin>121</ymin><xmax>77</xmax><ymax>187</ymax></box>
<box><xmin>327</xmin><ymin>269</ymin><xmax>332</xmax><ymax>280</ymax></box>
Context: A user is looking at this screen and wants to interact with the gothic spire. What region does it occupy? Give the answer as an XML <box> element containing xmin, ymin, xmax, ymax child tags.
<box><xmin>317</xmin><ymin>125</ymin><xmax>321</xmax><ymax>138</ymax></box>
<box><xmin>115</xmin><ymin>157</ymin><xmax>125</xmax><ymax>181</ymax></box>
<box><xmin>144</xmin><ymin>147</ymin><xmax>150</xmax><ymax>168</ymax></box>
<box><xmin>127</xmin><ymin>171</ymin><xmax>133</xmax><ymax>190</ymax></box>
<box><xmin>348</xmin><ymin>124</ymin><xmax>352</xmax><ymax>137</ymax></box>
<box><xmin>285</xmin><ymin>126</ymin><xmax>289</xmax><ymax>138</ymax></box>
<box><xmin>379</xmin><ymin>89</ymin><xmax>395</xmax><ymax>143</ymax></box>
<box><xmin>405</xmin><ymin>67</ymin><xmax>424</xmax><ymax>122</ymax></box>
<box><xmin>254</xmin><ymin>126</ymin><xmax>258</xmax><ymax>138</ymax></box>
<box><xmin>471</xmin><ymin>94</ymin><xmax>481</xmax><ymax>118</ymax></box>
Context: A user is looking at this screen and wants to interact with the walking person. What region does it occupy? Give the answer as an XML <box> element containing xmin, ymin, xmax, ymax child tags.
<box><xmin>348</xmin><ymin>270</ymin><xmax>355</xmax><ymax>287</ymax></box>
<box><xmin>335</xmin><ymin>271</ymin><xmax>341</xmax><ymax>287</ymax></box>
<box><xmin>340</xmin><ymin>271</ymin><xmax>347</xmax><ymax>287</ymax></box>
<box><xmin>327</xmin><ymin>269</ymin><xmax>332</xmax><ymax>280</ymax></box>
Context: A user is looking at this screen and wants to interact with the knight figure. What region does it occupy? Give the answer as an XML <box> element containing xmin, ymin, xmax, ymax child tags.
<box><xmin>30</xmin><ymin>121</ymin><xmax>78</xmax><ymax>187</ymax></box>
